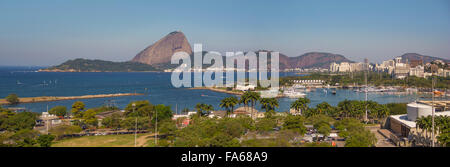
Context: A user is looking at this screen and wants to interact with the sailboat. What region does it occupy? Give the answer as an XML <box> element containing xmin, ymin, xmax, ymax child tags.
<box><xmin>16</xmin><ymin>80</ymin><xmax>23</xmax><ymax>85</ymax></box>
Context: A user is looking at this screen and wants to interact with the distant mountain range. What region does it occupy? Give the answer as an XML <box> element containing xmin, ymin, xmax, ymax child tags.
<box><xmin>42</xmin><ymin>31</ymin><xmax>449</xmax><ymax>72</ymax></box>
<box><xmin>130</xmin><ymin>31</ymin><xmax>353</xmax><ymax>70</ymax></box>
<box><xmin>400</xmin><ymin>53</ymin><xmax>449</xmax><ymax>64</ymax></box>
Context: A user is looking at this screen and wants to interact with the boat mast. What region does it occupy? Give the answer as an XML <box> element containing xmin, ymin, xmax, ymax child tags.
<box><xmin>431</xmin><ymin>76</ymin><xmax>435</xmax><ymax>147</ymax></box>
<box><xmin>364</xmin><ymin>58</ymin><xmax>368</xmax><ymax>123</ymax></box>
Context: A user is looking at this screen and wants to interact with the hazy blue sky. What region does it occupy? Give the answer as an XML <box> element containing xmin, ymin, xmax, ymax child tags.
<box><xmin>1</xmin><ymin>0</ymin><xmax>449</xmax><ymax>66</ymax></box>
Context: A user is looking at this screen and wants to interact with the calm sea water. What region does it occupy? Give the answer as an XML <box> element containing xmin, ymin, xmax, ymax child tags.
<box><xmin>0</xmin><ymin>66</ymin><xmax>442</xmax><ymax>113</ymax></box>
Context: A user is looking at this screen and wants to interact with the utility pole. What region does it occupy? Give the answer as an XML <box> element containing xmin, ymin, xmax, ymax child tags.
<box><xmin>46</xmin><ymin>104</ymin><xmax>49</xmax><ymax>135</ymax></box>
<box><xmin>431</xmin><ymin>77</ymin><xmax>435</xmax><ymax>147</ymax></box>
<box><xmin>364</xmin><ymin>58</ymin><xmax>369</xmax><ymax>123</ymax></box>
<box><xmin>155</xmin><ymin>109</ymin><xmax>158</xmax><ymax>146</ymax></box>
<box><xmin>132</xmin><ymin>103</ymin><xmax>136</xmax><ymax>147</ymax></box>
<box><xmin>135</xmin><ymin>117</ymin><xmax>137</xmax><ymax>147</ymax></box>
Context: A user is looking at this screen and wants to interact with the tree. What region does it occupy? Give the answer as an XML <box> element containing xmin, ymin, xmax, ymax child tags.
<box><xmin>386</xmin><ymin>103</ymin><xmax>407</xmax><ymax>115</ymax></box>
<box><xmin>71</xmin><ymin>101</ymin><xmax>85</xmax><ymax>119</ymax></box>
<box><xmin>315</xmin><ymin>102</ymin><xmax>335</xmax><ymax>117</ymax></box>
<box><xmin>290</xmin><ymin>97</ymin><xmax>310</xmax><ymax>116</ymax></box>
<box><xmin>259</xmin><ymin>98</ymin><xmax>279</xmax><ymax>118</ymax></box>
<box><xmin>48</xmin><ymin>106</ymin><xmax>67</xmax><ymax>117</ymax></box>
<box><xmin>174</xmin><ymin>117</ymin><xmax>242</xmax><ymax>147</ymax></box>
<box><xmin>11</xmin><ymin>129</ymin><xmax>40</xmax><ymax>147</ymax></box>
<box><xmin>102</xmin><ymin>113</ymin><xmax>122</xmax><ymax>130</ymax></box>
<box><xmin>120</xmin><ymin>117</ymin><xmax>150</xmax><ymax>131</ymax></box>
<box><xmin>239</xmin><ymin>93</ymin><xmax>251</xmax><ymax>113</ymax></box>
<box><xmin>255</xmin><ymin>118</ymin><xmax>277</xmax><ymax>133</ymax></box>
<box><xmin>82</xmin><ymin>109</ymin><xmax>98</xmax><ymax>128</ymax></box>
<box><xmin>194</xmin><ymin>103</ymin><xmax>213</xmax><ymax>117</ymax></box>
<box><xmin>5</xmin><ymin>94</ymin><xmax>19</xmax><ymax>105</ymax></box>
<box><xmin>370</xmin><ymin>103</ymin><xmax>389</xmax><ymax>123</ymax></box>
<box><xmin>247</xmin><ymin>92</ymin><xmax>261</xmax><ymax>119</ymax></box>
<box><xmin>124</xmin><ymin>100</ymin><xmax>154</xmax><ymax>117</ymax></box>
<box><xmin>153</xmin><ymin>104</ymin><xmax>174</xmax><ymax>123</ymax></box>
<box><xmin>282</xmin><ymin>115</ymin><xmax>306</xmax><ymax>135</ymax></box>
<box><xmin>4</xmin><ymin>111</ymin><xmax>38</xmax><ymax>131</ymax></box>
<box><xmin>307</xmin><ymin>114</ymin><xmax>333</xmax><ymax>141</ymax></box>
<box><xmin>344</xmin><ymin>129</ymin><xmax>376</xmax><ymax>147</ymax></box>
<box><xmin>37</xmin><ymin>134</ymin><xmax>55</xmax><ymax>147</ymax></box>
<box><xmin>49</xmin><ymin>125</ymin><xmax>82</xmax><ymax>140</ymax></box>
<box><xmin>337</xmin><ymin>99</ymin><xmax>352</xmax><ymax>118</ymax></box>
<box><xmin>220</xmin><ymin>97</ymin><xmax>239</xmax><ymax>117</ymax></box>
<box><xmin>334</xmin><ymin>118</ymin><xmax>376</xmax><ymax>147</ymax></box>
<box><xmin>159</xmin><ymin>120</ymin><xmax>177</xmax><ymax>144</ymax></box>
<box><xmin>437</xmin><ymin>129</ymin><xmax>450</xmax><ymax>147</ymax></box>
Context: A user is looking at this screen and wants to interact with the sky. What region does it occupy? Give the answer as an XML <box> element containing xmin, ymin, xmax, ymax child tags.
<box><xmin>0</xmin><ymin>0</ymin><xmax>449</xmax><ymax>66</ymax></box>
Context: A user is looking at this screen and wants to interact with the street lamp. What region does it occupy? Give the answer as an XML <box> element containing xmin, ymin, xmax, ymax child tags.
<box><xmin>155</xmin><ymin>108</ymin><xmax>158</xmax><ymax>146</ymax></box>
<box><xmin>132</xmin><ymin>103</ymin><xmax>137</xmax><ymax>147</ymax></box>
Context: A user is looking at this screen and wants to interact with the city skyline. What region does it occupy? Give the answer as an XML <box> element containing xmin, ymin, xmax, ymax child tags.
<box><xmin>1</xmin><ymin>0</ymin><xmax>449</xmax><ymax>66</ymax></box>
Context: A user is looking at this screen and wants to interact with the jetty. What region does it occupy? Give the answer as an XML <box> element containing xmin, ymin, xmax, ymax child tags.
<box><xmin>188</xmin><ymin>87</ymin><xmax>244</xmax><ymax>95</ymax></box>
<box><xmin>0</xmin><ymin>93</ymin><xmax>144</xmax><ymax>105</ymax></box>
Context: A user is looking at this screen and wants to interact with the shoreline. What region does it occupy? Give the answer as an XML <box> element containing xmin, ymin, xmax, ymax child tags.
<box><xmin>0</xmin><ymin>93</ymin><xmax>144</xmax><ymax>105</ymax></box>
<box><xmin>187</xmin><ymin>87</ymin><xmax>244</xmax><ymax>95</ymax></box>
<box><xmin>37</xmin><ymin>69</ymin><xmax>164</xmax><ymax>73</ymax></box>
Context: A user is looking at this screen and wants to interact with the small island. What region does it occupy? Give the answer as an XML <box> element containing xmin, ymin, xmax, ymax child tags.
<box><xmin>39</xmin><ymin>59</ymin><xmax>161</xmax><ymax>72</ymax></box>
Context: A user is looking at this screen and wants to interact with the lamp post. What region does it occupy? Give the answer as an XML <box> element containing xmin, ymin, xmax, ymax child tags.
<box><xmin>132</xmin><ymin>103</ymin><xmax>137</xmax><ymax>147</ymax></box>
<box><xmin>431</xmin><ymin>77</ymin><xmax>435</xmax><ymax>147</ymax></box>
<box><xmin>155</xmin><ymin>108</ymin><xmax>158</xmax><ymax>146</ymax></box>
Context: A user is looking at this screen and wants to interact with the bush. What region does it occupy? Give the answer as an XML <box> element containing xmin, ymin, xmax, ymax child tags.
<box><xmin>49</xmin><ymin>125</ymin><xmax>83</xmax><ymax>140</ymax></box>
<box><xmin>2</xmin><ymin>112</ymin><xmax>38</xmax><ymax>131</ymax></box>
<box><xmin>282</xmin><ymin>115</ymin><xmax>306</xmax><ymax>135</ymax></box>
<box><xmin>255</xmin><ymin>118</ymin><xmax>277</xmax><ymax>133</ymax></box>
<box><xmin>37</xmin><ymin>134</ymin><xmax>55</xmax><ymax>147</ymax></box>
<box><xmin>386</xmin><ymin>103</ymin><xmax>407</xmax><ymax>115</ymax></box>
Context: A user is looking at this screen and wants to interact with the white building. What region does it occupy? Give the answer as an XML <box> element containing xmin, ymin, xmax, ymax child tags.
<box><xmin>389</xmin><ymin>102</ymin><xmax>450</xmax><ymax>137</ymax></box>
<box><xmin>409</xmin><ymin>65</ymin><xmax>425</xmax><ymax>78</ymax></box>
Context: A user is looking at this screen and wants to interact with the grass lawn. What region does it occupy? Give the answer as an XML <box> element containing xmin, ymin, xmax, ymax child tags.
<box><xmin>52</xmin><ymin>133</ymin><xmax>154</xmax><ymax>147</ymax></box>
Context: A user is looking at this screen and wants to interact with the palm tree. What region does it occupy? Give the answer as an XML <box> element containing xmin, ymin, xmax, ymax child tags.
<box><xmin>247</xmin><ymin>92</ymin><xmax>261</xmax><ymax>119</ymax></box>
<box><xmin>195</xmin><ymin>103</ymin><xmax>214</xmax><ymax>117</ymax></box>
<box><xmin>203</xmin><ymin>104</ymin><xmax>214</xmax><ymax>116</ymax></box>
<box><xmin>316</xmin><ymin>102</ymin><xmax>333</xmax><ymax>116</ymax></box>
<box><xmin>371</xmin><ymin>104</ymin><xmax>389</xmax><ymax>124</ymax></box>
<box><xmin>239</xmin><ymin>92</ymin><xmax>251</xmax><ymax>114</ymax></box>
<box><xmin>290</xmin><ymin>97</ymin><xmax>310</xmax><ymax>115</ymax></box>
<box><xmin>338</xmin><ymin>99</ymin><xmax>352</xmax><ymax>118</ymax></box>
<box><xmin>260</xmin><ymin>98</ymin><xmax>279</xmax><ymax>117</ymax></box>
<box><xmin>220</xmin><ymin>96</ymin><xmax>238</xmax><ymax>117</ymax></box>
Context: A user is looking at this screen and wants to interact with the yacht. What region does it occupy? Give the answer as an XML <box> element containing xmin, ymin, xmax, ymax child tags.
<box><xmin>283</xmin><ymin>90</ymin><xmax>306</xmax><ymax>98</ymax></box>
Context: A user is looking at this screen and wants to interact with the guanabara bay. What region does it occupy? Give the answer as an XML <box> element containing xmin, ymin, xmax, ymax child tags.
<box><xmin>1</xmin><ymin>1</ymin><xmax>449</xmax><ymax>153</ymax></box>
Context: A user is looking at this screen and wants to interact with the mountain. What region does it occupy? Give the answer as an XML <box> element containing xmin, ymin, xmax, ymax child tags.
<box><xmin>255</xmin><ymin>50</ymin><xmax>352</xmax><ymax>69</ymax></box>
<box><xmin>41</xmin><ymin>59</ymin><xmax>158</xmax><ymax>72</ymax></box>
<box><xmin>131</xmin><ymin>31</ymin><xmax>192</xmax><ymax>65</ymax></box>
<box><xmin>400</xmin><ymin>53</ymin><xmax>449</xmax><ymax>64</ymax></box>
<box><xmin>43</xmin><ymin>31</ymin><xmax>353</xmax><ymax>72</ymax></box>
<box><xmin>286</xmin><ymin>52</ymin><xmax>352</xmax><ymax>69</ymax></box>
<box><xmin>152</xmin><ymin>50</ymin><xmax>353</xmax><ymax>70</ymax></box>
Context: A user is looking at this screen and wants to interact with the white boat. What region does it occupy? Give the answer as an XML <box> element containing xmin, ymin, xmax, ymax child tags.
<box><xmin>283</xmin><ymin>90</ymin><xmax>306</xmax><ymax>98</ymax></box>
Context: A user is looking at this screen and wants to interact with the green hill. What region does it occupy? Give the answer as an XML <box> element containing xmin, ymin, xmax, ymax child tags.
<box><xmin>43</xmin><ymin>59</ymin><xmax>159</xmax><ymax>72</ymax></box>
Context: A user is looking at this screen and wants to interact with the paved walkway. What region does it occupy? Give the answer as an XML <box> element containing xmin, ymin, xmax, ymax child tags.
<box><xmin>366</xmin><ymin>126</ymin><xmax>396</xmax><ymax>147</ymax></box>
